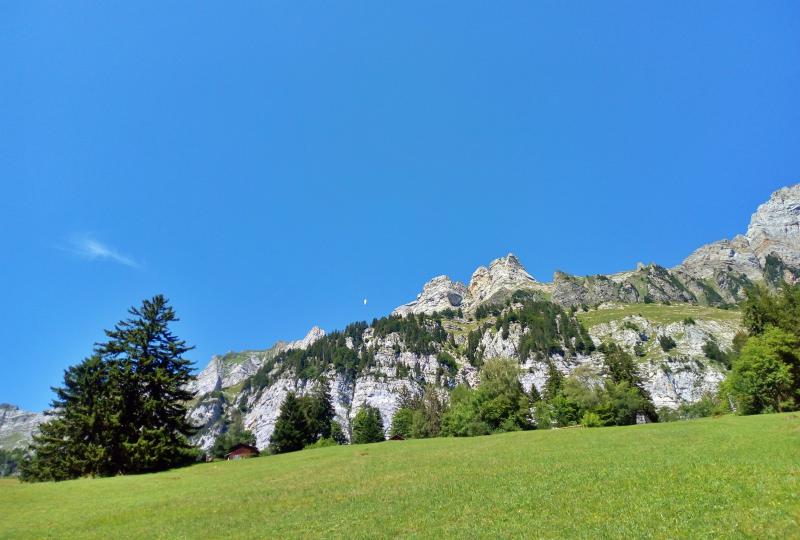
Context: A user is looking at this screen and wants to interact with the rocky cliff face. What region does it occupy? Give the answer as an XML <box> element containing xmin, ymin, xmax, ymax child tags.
<box><xmin>0</xmin><ymin>404</ymin><xmax>44</xmax><ymax>450</ymax></box>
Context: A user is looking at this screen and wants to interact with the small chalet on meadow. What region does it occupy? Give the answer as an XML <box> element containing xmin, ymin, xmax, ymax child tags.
<box><xmin>225</xmin><ymin>443</ymin><xmax>260</xmax><ymax>460</ymax></box>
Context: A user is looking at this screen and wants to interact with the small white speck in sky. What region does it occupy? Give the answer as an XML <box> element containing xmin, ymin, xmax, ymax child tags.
<box><xmin>363</xmin><ymin>298</ymin><xmax>368</xmax><ymax>305</ymax></box>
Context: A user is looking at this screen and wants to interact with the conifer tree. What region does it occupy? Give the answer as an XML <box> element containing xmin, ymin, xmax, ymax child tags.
<box><xmin>301</xmin><ymin>382</ymin><xmax>335</xmax><ymax>441</ymax></box>
<box><xmin>21</xmin><ymin>355</ymin><xmax>118</xmax><ymax>481</ymax></box>
<box><xmin>269</xmin><ymin>393</ymin><xmax>309</xmax><ymax>454</ymax></box>
<box><xmin>351</xmin><ymin>405</ymin><xmax>385</xmax><ymax>444</ymax></box>
<box><xmin>95</xmin><ymin>295</ymin><xmax>197</xmax><ymax>473</ymax></box>
<box><xmin>21</xmin><ymin>295</ymin><xmax>198</xmax><ymax>481</ymax></box>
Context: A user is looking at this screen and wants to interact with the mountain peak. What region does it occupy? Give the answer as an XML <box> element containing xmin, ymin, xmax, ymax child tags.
<box><xmin>394</xmin><ymin>254</ymin><xmax>540</xmax><ymax>315</ymax></box>
<box><xmin>393</xmin><ymin>275</ymin><xmax>466</xmax><ymax>316</ymax></box>
<box><xmin>289</xmin><ymin>326</ymin><xmax>326</xmax><ymax>350</ymax></box>
<box><xmin>746</xmin><ymin>183</ymin><xmax>800</xmax><ymax>267</ymax></box>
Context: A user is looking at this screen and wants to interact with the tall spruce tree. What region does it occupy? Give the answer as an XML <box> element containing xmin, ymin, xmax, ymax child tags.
<box><xmin>21</xmin><ymin>295</ymin><xmax>197</xmax><ymax>481</ymax></box>
<box><xmin>302</xmin><ymin>382</ymin><xmax>335</xmax><ymax>441</ymax></box>
<box><xmin>269</xmin><ymin>392</ymin><xmax>309</xmax><ymax>454</ymax></box>
<box><xmin>96</xmin><ymin>295</ymin><xmax>197</xmax><ymax>473</ymax></box>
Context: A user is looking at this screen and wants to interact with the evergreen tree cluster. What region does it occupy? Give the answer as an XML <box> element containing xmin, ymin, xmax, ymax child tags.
<box><xmin>268</xmin><ymin>384</ymin><xmax>346</xmax><ymax>454</ymax></box>
<box><xmin>351</xmin><ymin>406</ymin><xmax>385</xmax><ymax>444</ymax></box>
<box><xmin>389</xmin><ymin>385</ymin><xmax>447</xmax><ymax>439</ymax></box>
<box><xmin>472</xmin><ymin>295</ymin><xmax>594</xmax><ymax>362</ymax></box>
<box><xmin>21</xmin><ymin>296</ymin><xmax>198</xmax><ymax>482</ymax></box>
<box><xmin>371</xmin><ymin>313</ymin><xmax>448</xmax><ymax>355</ymax></box>
<box><xmin>248</xmin><ymin>314</ymin><xmax>449</xmax><ymax>395</ymax></box>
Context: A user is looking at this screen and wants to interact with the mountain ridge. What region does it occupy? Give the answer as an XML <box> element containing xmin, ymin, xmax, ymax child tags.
<box><xmin>2</xmin><ymin>183</ymin><xmax>797</xmax><ymax>453</ymax></box>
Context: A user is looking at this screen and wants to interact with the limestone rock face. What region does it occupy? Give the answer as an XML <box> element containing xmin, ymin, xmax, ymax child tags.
<box><xmin>393</xmin><ymin>276</ymin><xmax>467</xmax><ymax>316</ymax></box>
<box><xmin>677</xmin><ymin>184</ymin><xmax>800</xmax><ymax>289</ymax></box>
<box><xmin>465</xmin><ymin>254</ymin><xmax>540</xmax><ymax>308</ymax></box>
<box><xmin>393</xmin><ymin>254</ymin><xmax>545</xmax><ymax>316</ymax></box>
<box><xmin>185</xmin><ymin>357</ymin><xmax>223</xmax><ymax>397</ymax></box>
<box><xmin>587</xmin><ymin>316</ymin><xmax>736</xmax><ymax>408</ymax></box>
<box><xmin>285</xmin><ymin>326</ymin><xmax>326</xmax><ymax>351</ymax></box>
<box><xmin>0</xmin><ymin>404</ymin><xmax>45</xmax><ymax>449</ymax></box>
<box><xmin>679</xmin><ymin>236</ymin><xmax>763</xmax><ymax>282</ymax></box>
<box><xmin>747</xmin><ymin>184</ymin><xmax>800</xmax><ymax>268</ymax></box>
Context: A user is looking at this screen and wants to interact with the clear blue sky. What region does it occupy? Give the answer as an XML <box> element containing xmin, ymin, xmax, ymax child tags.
<box><xmin>2</xmin><ymin>2</ymin><xmax>798</xmax><ymax>411</ymax></box>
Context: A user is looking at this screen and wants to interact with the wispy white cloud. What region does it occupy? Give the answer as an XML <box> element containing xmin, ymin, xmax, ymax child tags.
<box><xmin>64</xmin><ymin>235</ymin><xmax>142</xmax><ymax>269</ymax></box>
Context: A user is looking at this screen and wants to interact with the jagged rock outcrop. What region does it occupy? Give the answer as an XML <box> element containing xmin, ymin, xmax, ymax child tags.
<box><xmin>0</xmin><ymin>404</ymin><xmax>44</xmax><ymax>450</ymax></box>
<box><xmin>747</xmin><ymin>184</ymin><xmax>800</xmax><ymax>268</ymax></box>
<box><xmin>677</xmin><ymin>184</ymin><xmax>800</xmax><ymax>292</ymax></box>
<box><xmin>394</xmin><ymin>254</ymin><xmax>548</xmax><ymax>316</ymax></box>
<box><xmin>393</xmin><ymin>276</ymin><xmax>467</xmax><ymax>316</ymax></box>
<box><xmin>285</xmin><ymin>326</ymin><xmax>326</xmax><ymax>351</ymax></box>
<box><xmin>464</xmin><ymin>254</ymin><xmax>544</xmax><ymax>308</ymax></box>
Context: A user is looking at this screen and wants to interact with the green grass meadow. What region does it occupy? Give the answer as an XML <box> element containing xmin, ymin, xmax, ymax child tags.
<box><xmin>576</xmin><ymin>303</ymin><xmax>742</xmax><ymax>328</ymax></box>
<box><xmin>2</xmin><ymin>413</ymin><xmax>798</xmax><ymax>539</ymax></box>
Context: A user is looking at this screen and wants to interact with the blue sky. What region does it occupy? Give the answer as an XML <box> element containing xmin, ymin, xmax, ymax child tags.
<box><xmin>1</xmin><ymin>2</ymin><xmax>798</xmax><ymax>411</ymax></box>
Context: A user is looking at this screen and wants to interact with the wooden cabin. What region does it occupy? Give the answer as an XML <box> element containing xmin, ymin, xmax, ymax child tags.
<box><xmin>225</xmin><ymin>443</ymin><xmax>260</xmax><ymax>460</ymax></box>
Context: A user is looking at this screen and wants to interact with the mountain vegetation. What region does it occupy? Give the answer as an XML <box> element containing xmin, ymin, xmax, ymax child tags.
<box><xmin>269</xmin><ymin>385</ymin><xmax>340</xmax><ymax>454</ymax></box>
<box><xmin>721</xmin><ymin>283</ymin><xmax>800</xmax><ymax>414</ymax></box>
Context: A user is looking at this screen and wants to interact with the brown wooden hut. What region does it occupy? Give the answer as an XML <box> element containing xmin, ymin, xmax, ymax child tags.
<box><xmin>225</xmin><ymin>443</ymin><xmax>260</xmax><ymax>460</ymax></box>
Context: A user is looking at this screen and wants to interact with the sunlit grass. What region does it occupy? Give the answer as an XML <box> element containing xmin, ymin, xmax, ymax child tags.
<box><xmin>577</xmin><ymin>303</ymin><xmax>742</xmax><ymax>328</ymax></box>
<box><xmin>2</xmin><ymin>414</ymin><xmax>798</xmax><ymax>538</ymax></box>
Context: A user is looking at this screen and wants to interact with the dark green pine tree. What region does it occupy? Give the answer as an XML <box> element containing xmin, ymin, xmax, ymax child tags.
<box><xmin>543</xmin><ymin>361</ymin><xmax>564</xmax><ymax>401</ymax></box>
<box><xmin>21</xmin><ymin>355</ymin><xmax>120</xmax><ymax>481</ymax></box>
<box><xmin>22</xmin><ymin>295</ymin><xmax>198</xmax><ymax>482</ymax></box>
<box><xmin>351</xmin><ymin>405</ymin><xmax>385</xmax><ymax>444</ymax></box>
<box><xmin>269</xmin><ymin>393</ymin><xmax>309</xmax><ymax>454</ymax></box>
<box><xmin>96</xmin><ymin>295</ymin><xmax>197</xmax><ymax>473</ymax></box>
<box><xmin>302</xmin><ymin>382</ymin><xmax>335</xmax><ymax>442</ymax></box>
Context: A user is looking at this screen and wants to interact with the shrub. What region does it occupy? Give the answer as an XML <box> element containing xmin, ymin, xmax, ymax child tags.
<box><xmin>581</xmin><ymin>411</ymin><xmax>602</xmax><ymax>427</ymax></box>
<box><xmin>436</xmin><ymin>351</ymin><xmax>458</xmax><ymax>376</ymax></box>
<box><xmin>304</xmin><ymin>438</ymin><xmax>337</xmax><ymax>449</ymax></box>
<box><xmin>659</xmin><ymin>335</ymin><xmax>677</xmax><ymax>352</ymax></box>
<box><xmin>622</xmin><ymin>321</ymin><xmax>640</xmax><ymax>332</ymax></box>
<box><xmin>702</xmin><ymin>340</ymin><xmax>731</xmax><ymax>368</ymax></box>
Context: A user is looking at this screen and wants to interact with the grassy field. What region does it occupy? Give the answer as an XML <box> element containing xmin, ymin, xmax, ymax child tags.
<box><xmin>577</xmin><ymin>303</ymin><xmax>742</xmax><ymax>328</ymax></box>
<box><xmin>2</xmin><ymin>414</ymin><xmax>798</xmax><ymax>539</ymax></box>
